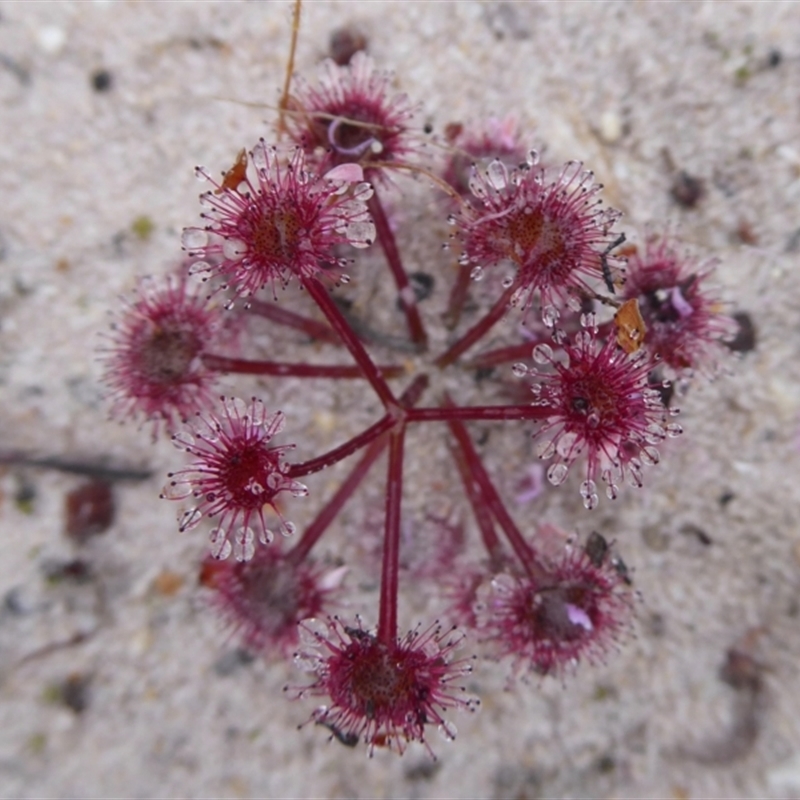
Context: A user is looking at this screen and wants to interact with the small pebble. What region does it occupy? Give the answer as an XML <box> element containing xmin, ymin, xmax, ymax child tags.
<box><xmin>642</xmin><ymin>524</ymin><xmax>670</xmax><ymax>552</ymax></box>
<box><xmin>15</xmin><ymin>477</ymin><xmax>36</xmax><ymax>514</ymax></box>
<box><xmin>599</xmin><ymin>110</ymin><xmax>622</xmax><ymax>144</ymax></box>
<box><xmin>4</xmin><ymin>585</ymin><xmax>40</xmax><ymax>616</ymax></box>
<box><xmin>396</xmin><ymin>272</ymin><xmax>434</xmax><ymax>309</ymax></box>
<box><xmin>36</xmin><ymin>26</ymin><xmax>67</xmax><ymax>55</ymax></box>
<box><xmin>152</xmin><ymin>570</ymin><xmax>184</xmax><ymax>597</ymax></box>
<box><xmin>214</xmin><ymin>648</ymin><xmax>255</xmax><ymax>677</ymax></box>
<box><xmin>129</xmin><ymin>627</ymin><xmax>152</xmax><ymax>656</ymax></box>
<box><xmin>64</xmin><ymin>480</ymin><xmax>114</xmax><ymax>543</ymax></box>
<box><xmin>329</xmin><ymin>26</ymin><xmax>367</xmax><ymax>66</ymax></box>
<box><xmin>767</xmin><ymin>753</ymin><xmax>800</xmax><ymax>793</ymax></box>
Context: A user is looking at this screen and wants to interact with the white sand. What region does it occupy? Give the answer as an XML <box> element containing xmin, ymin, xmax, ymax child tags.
<box><xmin>1</xmin><ymin>1</ymin><xmax>799</xmax><ymax>797</ymax></box>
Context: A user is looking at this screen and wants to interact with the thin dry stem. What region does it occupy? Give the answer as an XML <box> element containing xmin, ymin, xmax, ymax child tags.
<box><xmin>277</xmin><ymin>0</ymin><xmax>302</xmax><ymax>139</ymax></box>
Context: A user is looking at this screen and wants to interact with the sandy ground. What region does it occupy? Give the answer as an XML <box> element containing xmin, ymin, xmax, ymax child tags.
<box><xmin>1</xmin><ymin>1</ymin><xmax>800</xmax><ymax>798</ymax></box>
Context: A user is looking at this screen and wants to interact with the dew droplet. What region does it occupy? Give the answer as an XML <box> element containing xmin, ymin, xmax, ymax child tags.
<box><xmin>438</xmin><ymin>720</ymin><xmax>458</xmax><ymax>741</ymax></box>
<box><xmin>501</xmin><ymin>274</ymin><xmax>515</xmax><ymax>288</ymax></box>
<box><xmin>281</xmin><ymin>520</ymin><xmax>297</xmax><ymax>537</ymax></box>
<box><xmin>645</xmin><ymin>424</ymin><xmax>666</xmax><ymax>444</ymax></box>
<box><xmin>556</xmin><ymin>431</ymin><xmax>578</xmax><ymax>457</ymax></box>
<box><xmin>490</xmin><ymin>573</ymin><xmax>516</xmax><ymax>594</ymax></box>
<box><xmin>227</xmin><ymin>396</ymin><xmax>248</xmax><ymax>418</ymax></box>
<box><xmin>222</xmin><ymin>237</ymin><xmax>246</xmax><ymax>259</ymax></box>
<box><xmin>605</xmin><ymin>483</ymin><xmax>619</xmax><ymax>500</ymax></box>
<box><xmin>583</xmin><ymin>492</ymin><xmax>599</xmax><ymax>510</ymax></box>
<box><xmin>511</xmin><ymin>362</ymin><xmax>528</xmax><ymax>378</ymax></box>
<box><xmin>251</xmin><ymin>144</ymin><xmax>269</xmax><ymax>171</ymax></box>
<box><xmin>566</xmin><ymin>294</ymin><xmax>583</xmax><ymax>313</ymax></box>
<box><xmin>181</xmin><ymin>228</ymin><xmax>208</xmax><ymax>250</ymax></box>
<box><xmin>292</xmin><ymin>651</ymin><xmax>321</xmax><ymax>673</ymax></box>
<box><xmin>446</xmin><ymin>214</ymin><xmax>457</xmax><ymax>226</ymax></box>
<box><xmin>547</xmin><ymin>463</ymin><xmax>569</xmax><ymax>486</ymax></box>
<box><xmin>526</xmin><ymin>149</ymin><xmax>540</xmax><ymax>168</ymax></box>
<box><xmin>486</xmin><ymin>159</ymin><xmax>508</xmax><ymax>191</ymax></box>
<box><xmin>290</xmin><ymin>480</ymin><xmax>308</xmax><ymax>497</ymax></box>
<box><xmin>532</xmin><ymin>343</ymin><xmax>553</xmax><ymax>364</ymax></box>
<box><xmin>470</xmin><ymin>265</ymin><xmax>484</xmax><ymax>281</ymax></box>
<box><xmin>209</xmin><ymin>527</ymin><xmax>232</xmax><ymax>559</ymax></box>
<box><xmin>187</xmin><ymin>260</ymin><xmax>211</xmax><ymax>276</ymax></box>
<box><xmin>542</xmin><ymin>305</ymin><xmax>559</xmax><ymax>327</ymax></box>
<box><xmin>641</xmin><ymin>446</ymin><xmax>660</xmax><ymax>466</ymax></box>
<box><xmin>537</xmin><ymin>440</ymin><xmax>556</xmax><ymax>459</ymax></box>
<box><xmin>338</xmin><ymin>273</ymin><xmax>351</xmax><ymax>285</ymax></box>
<box><xmin>666</xmin><ymin>423</ymin><xmax>683</xmax><ymax>437</ymax></box>
<box><xmin>161</xmin><ymin>480</ymin><xmax>192</xmax><ymax>501</ymax></box>
<box><xmin>346</xmin><ymin>220</ymin><xmax>376</xmax><ymax>247</ymax></box>
<box><xmin>627</xmin><ymin>464</ymin><xmax>644</xmax><ymax>488</ymax></box>
<box><xmin>248</xmin><ymin>402</ymin><xmax>265</xmax><ymax>427</ymax></box>
<box><xmin>298</xmin><ymin>618</ymin><xmax>330</xmax><ymax>649</ymax></box>
<box><xmin>179</xmin><ymin>507</ymin><xmax>203</xmax><ymax>532</ymax></box>
<box><xmin>580</xmin><ymin>312</ymin><xmax>597</xmax><ymax>328</ymax></box>
<box><xmin>259</xmin><ymin>527</ymin><xmax>274</xmax><ymax>545</ymax></box>
<box><xmin>233</xmin><ymin>527</ymin><xmax>256</xmax><ymax>562</ymax></box>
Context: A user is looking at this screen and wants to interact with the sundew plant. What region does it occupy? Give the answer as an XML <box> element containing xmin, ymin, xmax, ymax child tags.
<box><xmin>101</xmin><ymin>3</ymin><xmax>736</xmax><ymax>758</ymax></box>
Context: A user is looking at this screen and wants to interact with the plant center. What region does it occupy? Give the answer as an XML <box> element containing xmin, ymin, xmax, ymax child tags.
<box><xmin>141</xmin><ymin>326</ymin><xmax>201</xmax><ymax>385</ymax></box>
<box><xmin>346</xmin><ymin>639</ymin><xmax>415</xmax><ymax>717</ymax></box>
<box><xmin>250</xmin><ymin>209</ymin><xmax>303</xmax><ymax>264</ymax></box>
<box><xmin>505</xmin><ymin>207</ymin><xmax>569</xmax><ymax>273</ymax></box>
<box><xmin>220</xmin><ymin>443</ymin><xmax>280</xmax><ymax>509</ymax></box>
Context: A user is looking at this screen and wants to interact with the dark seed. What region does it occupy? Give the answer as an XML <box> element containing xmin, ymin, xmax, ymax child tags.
<box><xmin>408</xmin><ymin>271</ymin><xmax>435</xmax><ymax>302</ymax></box>
<box><xmin>671</xmin><ymin>170</ymin><xmax>704</xmax><ymax>208</ymax></box>
<box><xmin>41</xmin><ymin>558</ymin><xmax>94</xmax><ymax>585</ymax></box>
<box><xmin>725</xmin><ymin>311</ymin><xmax>756</xmax><ymax>353</ymax></box>
<box><xmin>91</xmin><ymin>69</ymin><xmax>113</xmax><ymax>92</ymax></box>
<box><xmin>767</xmin><ymin>49</ymin><xmax>782</xmax><ymax>68</ymax></box>
<box><xmin>679</xmin><ymin>522</ymin><xmax>712</xmax><ymax>546</ymax></box>
<box><xmin>585</xmin><ymin>531</ymin><xmax>609</xmax><ymax>567</ymax></box>
<box><xmin>54</xmin><ymin>673</ymin><xmax>92</xmax><ymax>714</ymax></box>
<box><xmin>329</xmin><ymin>26</ymin><xmax>367</xmax><ymax>66</ymax></box>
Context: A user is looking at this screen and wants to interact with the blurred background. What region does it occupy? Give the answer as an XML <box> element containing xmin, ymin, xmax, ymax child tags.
<box><xmin>0</xmin><ymin>2</ymin><xmax>799</xmax><ymax>797</ymax></box>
